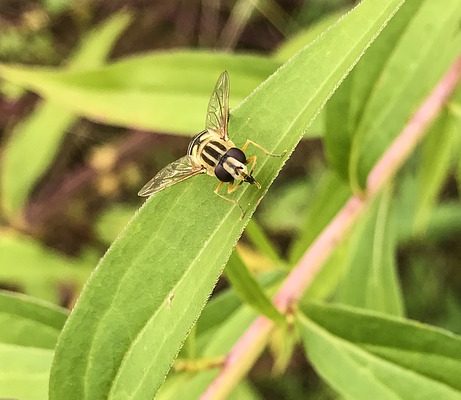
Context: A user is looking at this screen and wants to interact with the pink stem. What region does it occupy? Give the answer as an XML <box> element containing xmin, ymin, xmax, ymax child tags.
<box><xmin>201</xmin><ymin>56</ymin><xmax>461</xmax><ymax>400</ymax></box>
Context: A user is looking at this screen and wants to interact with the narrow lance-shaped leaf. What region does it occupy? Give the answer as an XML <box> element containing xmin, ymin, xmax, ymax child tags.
<box><xmin>0</xmin><ymin>52</ymin><xmax>279</xmax><ymax>135</ymax></box>
<box><xmin>335</xmin><ymin>188</ymin><xmax>404</xmax><ymax>317</ymax></box>
<box><xmin>0</xmin><ymin>290</ymin><xmax>67</xmax><ymax>349</ymax></box>
<box><xmin>325</xmin><ymin>0</ymin><xmax>461</xmax><ymax>190</ymax></box>
<box><xmin>163</xmin><ymin>282</ymin><xmax>267</xmax><ymax>399</ymax></box>
<box><xmin>300</xmin><ymin>303</ymin><xmax>461</xmax><ymax>397</ymax></box>
<box><xmin>325</xmin><ymin>0</ymin><xmax>424</xmax><ymax>181</ymax></box>
<box><xmin>0</xmin><ymin>232</ymin><xmax>92</xmax><ymax>302</ymax></box>
<box><xmin>95</xmin><ymin>203</ymin><xmax>138</xmax><ymax>244</ymax></box>
<box><xmin>412</xmin><ymin>108</ymin><xmax>461</xmax><ymax>234</ymax></box>
<box><xmin>425</xmin><ymin>204</ymin><xmax>461</xmax><ymax>242</ymax></box>
<box><xmin>289</xmin><ymin>170</ymin><xmax>351</xmax><ymax>263</ymax></box>
<box><xmin>258</xmin><ymin>178</ymin><xmax>313</xmax><ymax>234</ymax></box>
<box><xmin>244</xmin><ymin>219</ymin><xmax>282</xmax><ymax>264</ymax></box>
<box><xmin>366</xmin><ymin>187</ymin><xmax>403</xmax><ymax>316</ymax></box>
<box><xmin>273</xmin><ymin>9</ymin><xmax>346</xmax><ymax>62</ymax></box>
<box><xmin>49</xmin><ymin>1</ymin><xmax>405</xmax><ymax>399</ymax></box>
<box><xmin>195</xmin><ymin>269</ymin><xmax>284</xmax><ymax>339</ymax></box>
<box><xmin>224</xmin><ymin>252</ymin><xmax>284</xmax><ymax>324</ymax></box>
<box><xmin>158</xmin><ymin>306</ymin><xmax>259</xmax><ymax>400</ymax></box>
<box><xmin>349</xmin><ymin>0</ymin><xmax>461</xmax><ymax>189</ymax></box>
<box><xmin>0</xmin><ymin>343</ymin><xmax>53</xmax><ymax>400</ymax></box>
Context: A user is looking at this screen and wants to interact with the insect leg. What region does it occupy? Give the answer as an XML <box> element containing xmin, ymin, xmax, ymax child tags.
<box><xmin>214</xmin><ymin>182</ymin><xmax>245</xmax><ymax>217</ymax></box>
<box><xmin>241</xmin><ymin>140</ymin><xmax>285</xmax><ymax>157</ymax></box>
<box><xmin>246</xmin><ymin>155</ymin><xmax>257</xmax><ymax>172</ymax></box>
<box><xmin>227</xmin><ymin>180</ymin><xmax>242</xmax><ymax>194</ymax></box>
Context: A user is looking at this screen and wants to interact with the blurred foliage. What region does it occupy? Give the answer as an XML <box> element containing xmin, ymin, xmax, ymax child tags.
<box><xmin>0</xmin><ymin>0</ymin><xmax>460</xmax><ymax>399</ymax></box>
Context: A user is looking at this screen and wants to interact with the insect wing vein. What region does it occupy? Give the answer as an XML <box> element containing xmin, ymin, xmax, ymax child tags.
<box><xmin>205</xmin><ymin>71</ymin><xmax>230</xmax><ymax>140</ymax></box>
<box><xmin>138</xmin><ymin>155</ymin><xmax>203</xmax><ymax>197</ymax></box>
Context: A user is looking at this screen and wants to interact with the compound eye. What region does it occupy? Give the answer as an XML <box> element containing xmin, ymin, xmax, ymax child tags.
<box><xmin>214</xmin><ymin>163</ymin><xmax>234</xmax><ymax>182</ymax></box>
<box><xmin>226</xmin><ymin>148</ymin><xmax>246</xmax><ymax>164</ymax></box>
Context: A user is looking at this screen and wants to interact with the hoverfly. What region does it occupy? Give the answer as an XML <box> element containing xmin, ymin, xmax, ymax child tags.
<box><xmin>138</xmin><ymin>71</ymin><xmax>280</xmax><ymax>214</ymax></box>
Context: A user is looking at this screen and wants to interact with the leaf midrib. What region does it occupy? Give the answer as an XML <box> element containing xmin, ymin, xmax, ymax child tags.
<box><xmin>108</xmin><ymin>2</ymin><xmax>399</xmax><ymax>397</ymax></box>
<box><xmin>0</xmin><ymin>311</ymin><xmax>60</xmax><ymax>337</ymax></box>
<box><xmin>82</xmin><ymin>187</ymin><xmax>189</xmax><ymax>398</ymax></box>
<box><xmin>299</xmin><ymin>313</ymin><xmax>402</xmax><ymax>399</ymax></box>
<box><xmin>108</xmin><ymin>185</ymin><xmax>238</xmax><ymax>398</ymax></box>
<box><xmin>121</xmin><ymin>4</ymin><xmax>400</xmax><ymax>396</ymax></box>
<box><xmin>349</xmin><ymin>0</ymin><xmax>424</xmax><ymax>134</ymax></box>
<box><xmin>52</xmin><ymin>1</ymin><xmax>405</xmax><ymax>397</ymax></box>
<box><xmin>300</xmin><ymin>314</ymin><xmax>461</xmax><ymax>398</ymax></box>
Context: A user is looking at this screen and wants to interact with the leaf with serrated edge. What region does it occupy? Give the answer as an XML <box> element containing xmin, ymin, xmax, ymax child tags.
<box><xmin>350</xmin><ymin>0</ymin><xmax>461</xmax><ymax>189</ymax></box>
<box><xmin>49</xmin><ymin>1</ymin><xmax>404</xmax><ymax>399</ymax></box>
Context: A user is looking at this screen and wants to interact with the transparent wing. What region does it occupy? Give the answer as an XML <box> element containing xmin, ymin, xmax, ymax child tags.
<box><xmin>138</xmin><ymin>155</ymin><xmax>204</xmax><ymax>197</ymax></box>
<box><xmin>205</xmin><ymin>70</ymin><xmax>230</xmax><ymax>140</ymax></box>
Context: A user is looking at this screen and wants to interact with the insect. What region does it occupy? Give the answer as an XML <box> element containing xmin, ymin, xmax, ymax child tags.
<box><xmin>138</xmin><ymin>71</ymin><xmax>280</xmax><ymax>215</ymax></box>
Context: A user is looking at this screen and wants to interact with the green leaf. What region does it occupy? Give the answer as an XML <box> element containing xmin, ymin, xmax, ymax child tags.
<box><xmin>0</xmin><ymin>52</ymin><xmax>279</xmax><ymax>135</ymax></box>
<box><xmin>159</xmin><ymin>376</ymin><xmax>262</xmax><ymax>400</ymax></box>
<box><xmin>324</xmin><ymin>71</ymin><xmax>355</xmax><ymax>181</ymax></box>
<box><xmin>0</xmin><ymin>12</ymin><xmax>131</xmax><ymax>218</ymax></box>
<box><xmin>301</xmin><ymin>237</ymin><xmax>353</xmax><ymax>303</ymax></box>
<box><xmin>49</xmin><ymin>1</ymin><xmax>405</xmax><ymax>399</ymax></box>
<box><xmin>396</xmin><ymin>172</ymin><xmax>461</xmax><ymax>243</ymax></box>
<box><xmin>269</xmin><ymin>321</ymin><xmax>298</xmax><ymax>374</ymax></box>
<box><xmin>325</xmin><ymin>0</ymin><xmax>422</xmax><ymax>181</ymax></box>
<box><xmin>195</xmin><ymin>286</ymin><xmax>243</xmax><ymax>338</ymax></box>
<box><xmin>412</xmin><ymin>109</ymin><xmax>461</xmax><ymax>234</ymax></box>
<box><xmin>0</xmin><ymin>343</ymin><xmax>53</xmax><ymax>400</ymax></box>
<box><xmin>288</xmin><ymin>170</ymin><xmax>350</xmax><ymax>263</ymax></box>
<box><xmin>425</xmin><ymin>203</ymin><xmax>461</xmax><ymax>241</ymax></box>
<box><xmin>95</xmin><ymin>203</ymin><xmax>137</xmax><ymax>244</ymax></box>
<box><xmin>244</xmin><ymin>219</ymin><xmax>282</xmax><ymax>264</ymax></box>
<box><xmin>0</xmin><ymin>290</ymin><xmax>67</xmax><ymax>349</ymax></box>
<box><xmin>349</xmin><ymin>0</ymin><xmax>461</xmax><ymax>189</ymax></box>
<box><xmin>336</xmin><ymin>188</ymin><xmax>404</xmax><ymax>316</ymax></box>
<box><xmin>1</xmin><ymin>103</ymin><xmax>76</xmax><ymax>218</ymax></box>
<box><xmin>160</xmin><ymin>282</ymin><xmax>264</xmax><ymax>399</ymax></box>
<box><xmin>325</xmin><ymin>0</ymin><xmax>461</xmax><ymax>190</ymax></box>
<box><xmin>195</xmin><ymin>269</ymin><xmax>284</xmax><ymax>339</ymax></box>
<box><xmin>259</xmin><ymin>178</ymin><xmax>313</xmax><ymax>234</ymax></box>
<box><xmin>299</xmin><ymin>303</ymin><xmax>461</xmax><ymax>400</ymax></box>
<box><xmin>225</xmin><ymin>252</ymin><xmax>284</xmax><ymax>324</ymax></box>
<box><xmin>158</xmin><ymin>305</ymin><xmax>259</xmax><ymax>400</ymax></box>
<box><xmin>43</xmin><ymin>0</ymin><xmax>71</xmax><ymax>15</ymax></box>
<box><xmin>0</xmin><ymin>231</ymin><xmax>91</xmax><ymax>302</ymax></box>
<box><xmin>69</xmin><ymin>13</ymin><xmax>132</xmax><ymax>69</ymax></box>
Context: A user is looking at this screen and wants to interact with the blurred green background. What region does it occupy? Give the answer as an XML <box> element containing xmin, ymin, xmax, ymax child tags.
<box><xmin>0</xmin><ymin>1</ymin><xmax>460</xmax><ymax>399</ymax></box>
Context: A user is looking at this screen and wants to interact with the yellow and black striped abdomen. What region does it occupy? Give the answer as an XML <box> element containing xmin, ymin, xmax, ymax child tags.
<box><xmin>201</xmin><ymin>140</ymin><xmax>228</xmax><ymax>168</ymax></box>
<box><xmin>187</xmin><ymin>129</ymin><xmax>234</xmax><ymax>175</ymax></box>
